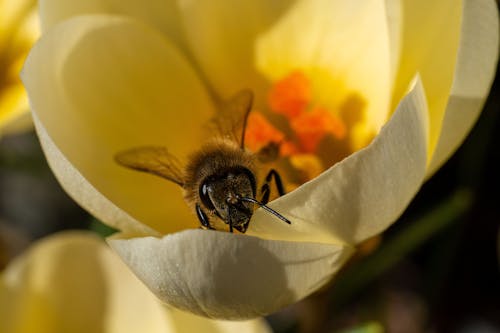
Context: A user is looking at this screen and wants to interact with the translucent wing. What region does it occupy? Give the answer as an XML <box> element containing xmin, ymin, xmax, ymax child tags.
<box><xmin>209</xmin><ymin>89</ymin><xmax>254</xmax><ymax>148</ymax></box>
<box><xmin>115</xmin><ymin>146</ymin><xmax>184</xmax><ymax>186</ymax></box>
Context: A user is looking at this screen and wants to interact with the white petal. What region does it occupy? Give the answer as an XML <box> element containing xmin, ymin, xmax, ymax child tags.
<box><xmin>39</xmin><ymin>0</ymin><xmax>185</xmax><ymax>49</ymax></box>
<box><xmin>248</xmin><ymin>76</ymin><xmax>429</xmax><ymax>245</ymax></box>
<box><xmin>32</xmin><ymin>113</ymin><xmax>158</xmax><ymax>238</ymax></box>
<box><xmin>109</xmin><ymin>229</ymin><xmax>352</xmax><ymax>320</ymax></box>
<box><xmin>0</xmin><ymin>231</ymin><xmax>174</xmax><ymax>333</ymax></box>
<box><xmin>1</xmin><ymin>231</ymin><xmax>272</xmax><ymax>332</ymax></box>
<box><xmin>22</xmin><ymin>15</ymin><xmax>215</xmax><ymax>235</ymax></box>
<box><xmin>427</xmin><ymin>0</ymin><xmax>499</xmax><ymax>176</ymax></box>
<box><xmin>167</xmin><ymin>307</ymin><xmax>272</xmax><ymax>333</ymax></box>
<box><xmin>389</xmin><ymin>0</ymin><xmax>462</xmax><ymax>161</ymax></box>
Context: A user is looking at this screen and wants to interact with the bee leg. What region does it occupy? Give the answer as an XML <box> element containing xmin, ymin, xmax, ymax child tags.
<box><xmin>260</xmin><ymin>183</ymin><xmax>271</xmax><ymax>204</ymax></box>
<box><xmin>196</xmin><ymin>203</ymin><xmax>215</xmax><ymax>230</ymax></box>
<box><xmin>234</xmin><ymin>221</ymin><xmax>249</xmax><ymax>233</ymax></box>
<box><xmin>226</xmin><ymin>205</ymin><xmax>234</xmax><ymax>233</ymax></box>
<box><xmin>267</xmin><ymin>169</ymin><xmax>285</xmax><ymax>196</ymax></box>
<box><xmin>260</xmin><ymin>169</ymin><xmax>285</xmax><ymax>204</ymax></box>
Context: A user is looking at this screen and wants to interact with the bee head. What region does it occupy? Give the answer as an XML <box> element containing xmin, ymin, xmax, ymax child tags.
<box><xmin>199</xmin><ymin>167</ymin><xmax>257</xmax><ymax>227</ymax></box>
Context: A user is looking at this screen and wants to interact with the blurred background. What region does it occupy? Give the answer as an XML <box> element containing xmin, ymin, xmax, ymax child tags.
<box><xmin>0</xmin><ymin>3</ymin><xmax>499</xmax><ymax>333</ymax></box>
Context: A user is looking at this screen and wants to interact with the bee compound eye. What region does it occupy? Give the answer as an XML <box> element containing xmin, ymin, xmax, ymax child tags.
<box><xmin>199</xmin><ymin>182</ymin><xmax>216</xmax><ymax>211</ymax></box>
<box><xmin>201</xmin><ymin>182</ymin><xmax>209</xmax><ymax>196</ymax></box>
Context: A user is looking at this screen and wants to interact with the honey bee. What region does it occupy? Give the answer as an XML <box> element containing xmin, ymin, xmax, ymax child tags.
<box><xmin>115</xmin><ymin>90</ymin><xmax>291</xmax><ymax>233</ymax></box>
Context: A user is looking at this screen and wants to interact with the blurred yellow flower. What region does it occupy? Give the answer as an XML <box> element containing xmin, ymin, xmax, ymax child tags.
<box><xmin>0</xmin><ymin>231</ymin><xmax>271</xmax><ymax>333</ymax></box>
<box><xmin>21</xmin><ymin>0</ymin><xmax>498</xmax><ymax>320</ymax></box>
<box><xmin>0</xmin><ymin>0</ymin><xmax>39</xmax><ymax>135</ymax></box>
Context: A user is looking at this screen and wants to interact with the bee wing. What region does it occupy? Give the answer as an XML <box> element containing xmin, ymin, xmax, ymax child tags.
<box><xmin>115</xmin><ymin>146</ymin><xmax>185</xmax><ymax>186</ymax></box>
<box><xmin>209</xmin><ymin>89</ymin><xmax>254</xmax><ymax>148</ymax></box>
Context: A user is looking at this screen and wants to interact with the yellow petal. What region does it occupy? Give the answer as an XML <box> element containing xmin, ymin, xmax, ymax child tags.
<box><xmin>39</xmin><ymin>0</ymin><xmax>184</xmax><ymax>48</ymax></box>
<box><xmin>109</xmin><ymin>229</ymin><xmax>352</xmax><ymax>320</ymax></box>
<box><xmin>0</xmin><ymin>231</ymin><xmax>271</xmax><ymax>333</ymax></box>
<box><xmin>390</xmin><ymin>0</ymin><xmax>462</xmax><ymax>163</ymax></box>
<box><xmin>22</xmin><ymin>15</ymin><xmax>215</xmax><ymax>235</ymax></box>
<box><xmin>0</xmin><ymin>83</ymin><xmax>30</xmax><ymax>134</ymax></box>
<box><xmin>427</xmin><ymin>0</ymin><xmax>499</xmax><ymax>176</ymax></box>
<box><xmin>249</xmin><ymin>77</ymin><xmax>429</xmax><ymax>245</ymax></box>
<box><xmin>0</xmin><ymin>0</ymin><xmax>39</xmax><ymax>134</ymax></box>
<box><xmin>0</xmin><ymin>109</ymin><xmax>33</xmax><ymax>135</ymax></box>
<box><xmin>178</xmin><ymin>0</ymin><xmax>292</xmax><ymax>102</ymax></box>
<box><xmin>0</xmin><ymin>0</ymin><xmax>36</xmax><ymax>33</ymax></box>
<box><xmin>257</xmin><ymin>0</ymin><xmax>394</xmax><ymax>133</ymax></box>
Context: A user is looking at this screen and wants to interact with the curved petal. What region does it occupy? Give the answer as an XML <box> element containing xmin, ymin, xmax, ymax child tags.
<box><xmin>178</xmin><ymin>0</ymin><xmax>293</xmax><ymax>103</ymax></box>
<box><xmin>427</xmin><ymin>0</ymin><xmax>499</xmax><ymax>176</ymax></box>
<box><xmin>0</xmin><ymin>0</ymin><xmax>36</xmax><ymax>33</ymax></box>
<box><xmin>0</xmin><ymin>0</ymin><xmax>39</xmax><ymax>134</ymax></box>
<box><xmin>0</xmin><ymin>107</ymin><xmax>33</xmax><ymax>136</ymax></box>
<box><xmin>390</xmin><ymin>0</ymin><xmax>462</xmax><ymax>161</ymax></box>
<box><xmin>0</xmin><ymin>231</ymin><xmax>271</xmax><ymax>333</ymax></box>
<box><xmin>168</xmin><ymin>307</ymin><xmax>272</xmax><ymax>333</ymax></box>
<box><xmin>32</xmin><ymin>113</ymin><xmax>157</xmax><ymax>237</ymax></box>
<box><xmin>0</xmin><ymin>231</ymin><xmax>174</xmax><ymax>333</ymax></box>
<box><xmin>248</xmin><ymin>77</ymin><xmax>429</xmax><ymax>245</ymax></box>
<box><xmin>22</xmin><ymin>15</ymin><xmax>215</xmax><ymax>234</ymax></box>
<box><xmin>0</xmin><ymin>83</ymin><xmax>30</xmax><ymax>134</ymax></box>
<box><xmin>109</xmin><ymin>229</ymin><xmax>352</xmax><ymax>320</ymax></box>
<box><xmin>256</xmin><ymin>0</ymin><xmax>394</xmax><ymax>133</ymax></box>
<box><xmin>39</xmin><ymin>0</ymin><xmax>185</xmax><ymax>49</ymax></box>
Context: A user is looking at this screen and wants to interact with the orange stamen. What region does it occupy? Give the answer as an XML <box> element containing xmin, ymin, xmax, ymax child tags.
<box><xmin>268</xmin><ymin>71</ymin><xmax>311</xmax><ymax>118</ymax></box>
<box><xmin>291</xmin><ymin>107</ymin><xmax>346</xmax><ymax>153</ymax></box>
<box><xmin>245</xmin><ymin>112</ymin><xmax>285</xmax><ymax>152</ymax></box>
<box><xmin>321</xmin><ymin>107</ymin><xmax>347</xmax><ymax>140</ymax></box>
<box><xmin>279</xmin><ymin>141</ymin><xmax>299</xmax><ymax>156</ymax></box>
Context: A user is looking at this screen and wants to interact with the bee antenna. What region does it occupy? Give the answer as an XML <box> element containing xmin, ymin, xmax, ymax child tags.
<box><xmin>239</xmin><ymin>197</ymin><xmax>291</xmax><ymax>224</ymax></box>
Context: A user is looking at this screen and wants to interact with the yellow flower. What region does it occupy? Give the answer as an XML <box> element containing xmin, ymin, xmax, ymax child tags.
<box><xmin>0</xmin><ymin>231</ymin><xmax>271</xmax><ymax>333</ymax></box>
<box><xmin>21</xmin><ymin>0</ymin><xmax>498</xmax><ymax>320</ymax></box>
<box><xmin>0</xmin><ymin>0</ymin><xmax>39</xmax><ymax>135</ymax></box>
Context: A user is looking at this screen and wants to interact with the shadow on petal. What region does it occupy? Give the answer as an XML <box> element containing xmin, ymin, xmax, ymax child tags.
<box><xmin>109</xmin><ymin>229</ymin><xmax>351</xmax><ymax>320</ymax></box>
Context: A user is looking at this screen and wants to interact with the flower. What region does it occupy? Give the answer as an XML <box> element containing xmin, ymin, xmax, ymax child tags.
<box><xmin>21</xmin><ymin>0</ymin><xmax>498</xmax><ymax>320</ymax></box>
<box><xmin>0</xmin><ymin>231</ymin><xmax>271</xmax><ymax>333</ymax></box>
<box><xmin>0</xmin><ymin>0</ymin><xmax>39</xmax><ymax>135</ymax></box>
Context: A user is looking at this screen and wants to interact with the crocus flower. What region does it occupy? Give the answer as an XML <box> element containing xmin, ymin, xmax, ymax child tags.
<box><xmin>0</xmin><ymin>0</ymin><xmax>38</xmax><ymax>135</ymax></box>
<box><xmin>0</xmin><ymin>231</ymin><xmax>271</xmax><ymax>333</ymax></box>
<box><xmin>21</xmin><ymin>0</ymin><xmax>498</xmax><ymax>320</ymax></box>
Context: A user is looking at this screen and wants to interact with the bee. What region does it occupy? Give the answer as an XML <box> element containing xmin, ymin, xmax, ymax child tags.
<box><xmin>115</xmin><ymin>90</ymin><xmax>291</xmax><ymax>233</ymax></box>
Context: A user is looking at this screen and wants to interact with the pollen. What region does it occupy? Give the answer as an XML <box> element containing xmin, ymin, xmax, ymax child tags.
<box><xmin>268</xmin><ymin>71</ymin><xmax>311</xmax><ymax>118</ymax></box>
<box><xmin>245</xmin><ymin>70</ymin><xmax>366</xmax><ymax>185</ymax></box>
<box><xmin>291</xmin><ymin>106</ymin><xmax>346</xmax><ymax>153</ymax></box>
<box><xmin>245</xmin><ymin>112</ymin><xmax>285</xmax><ymax>152</ymax></box>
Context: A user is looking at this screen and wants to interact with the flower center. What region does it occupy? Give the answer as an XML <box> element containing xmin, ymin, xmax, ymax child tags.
<box><xmin>245</xmin><ymin>70</ymin><xmax>371</xmax><ymax>187</ymax></box>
